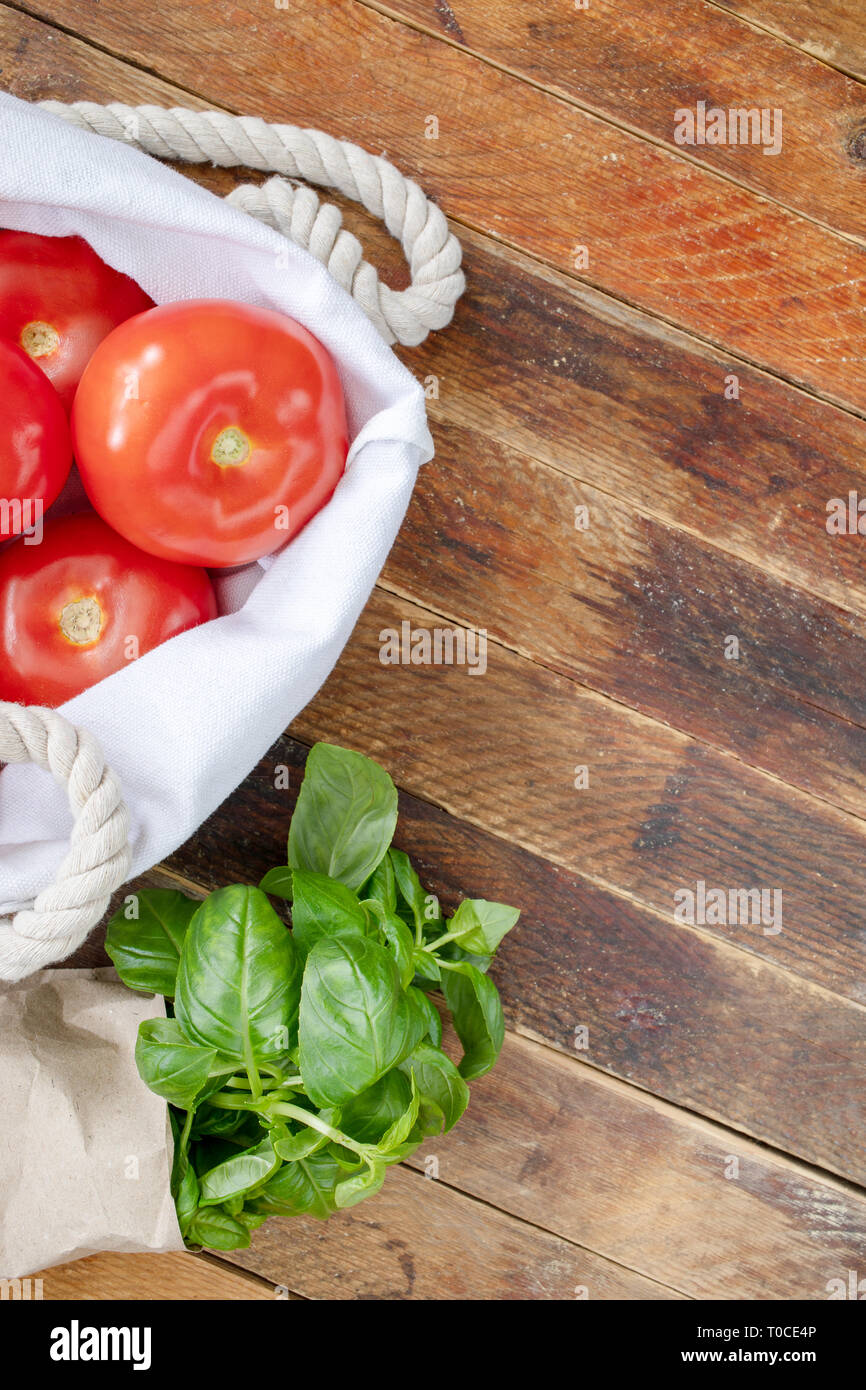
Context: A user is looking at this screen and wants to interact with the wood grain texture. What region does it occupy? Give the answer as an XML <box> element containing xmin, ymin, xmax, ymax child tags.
<box><xmin>223</xmin><ymin>1161</ymin><xmax>681</xmax><ymax>1299</ymax></box>
<box><xmin>400</xmin><ymin>1030</ymin><xmax>866</xmax><ymax>1301</ymax></box>
<box><xmin>371</xmin><ymin>0</ymin><xmax>866</xmax><ymax>239</ymax></box>
<box><xmin>288</xmin><ymin>590</ymin><xmax>866</xmax><ymax>1003</ymax></box>
<box><xmin>9</xmin><ymin>0</ymin><xmax>866</xmax><ymax>413</ymax></box>
<box><xmin>384</xmin><ymin>413</ymin><xmax>866</xmax><ymax>822</ymax></box>
<box><xmin>716</xmin><ymin>1</ymin><xmax>866</xmax><ymax>83</ymax></box>
<box><xmin>397</xmin><ymin>228</ymin><xmax>866</xmax><ymax>619</ymax></box>
<box><xmin>30</xmin><ymin>1251</ymin><xmax>280</xmax><ymax>1300</ymax></box>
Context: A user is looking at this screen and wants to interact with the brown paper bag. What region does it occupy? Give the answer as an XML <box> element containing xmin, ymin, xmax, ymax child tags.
<box><xmin>0</xmin><ymin>966</ymin><xmax>183</xmax><ymax>1278</ymax></box>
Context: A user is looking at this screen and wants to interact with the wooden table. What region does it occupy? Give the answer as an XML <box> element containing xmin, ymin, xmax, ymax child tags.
<box><xmin>5</xmin><ymin>0</ymin><xmax>866</xmax><ymax>1301</ymax></box>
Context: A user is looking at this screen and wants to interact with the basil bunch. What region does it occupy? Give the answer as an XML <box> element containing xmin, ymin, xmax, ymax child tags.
<box><xmin>106</xmin><ymin>743</ymin><xmax>519</xmax><ymax>1250</ymax></box>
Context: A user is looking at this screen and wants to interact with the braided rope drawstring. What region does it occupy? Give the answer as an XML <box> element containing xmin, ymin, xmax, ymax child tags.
<box><xmin>39</xmin><ymin>102</ymin><xmax>466</xmax><ymax>345</ymax></box>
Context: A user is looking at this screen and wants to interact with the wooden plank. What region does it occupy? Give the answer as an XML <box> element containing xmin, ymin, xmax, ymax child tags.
<box><xmin>398</xmin><ymin>228</ymin><xmax>866</xmax><ymax>620</ymax></box>
<box><xmin>716</xmin><ymin>1</ymin><xmax>866</xmax><ymax>83</ymax></box>
<box><xmin>8</xmin><ymin>0</ymin><xmax>866</xmax><ymax>414</ymax></box>
<box><xmin>152</xmin><ymin>733</ymin><xmax>866</xmax><ymax>1184</ymax></box>
<box><xmin>384</xmin><ymin>414</ymin><xmax>866</xmax><ymax>822</ymax></box>
<box><xmin>401</xmin><ymin>1030</ymin><xmax>866</xmax><ymax>1301</ymax></box>
<box><xmin>370</xmin><ymin>0</ymin><xmax>866</xmax><ymax>240</ymax></box>
<box><xmin>223</xmin><ymin>1162</ymin><xmax>682</xmax><ymax>1299</ymax></box>
<box><xmin>288</xmin><ymin>590</ymin><xmax>866</xmax><ymax>1005</ymax></box>
<box><xmin>30</xmin><ymin>1250</ymin><xmax>281</xmax><ymax>1300</ymax></box>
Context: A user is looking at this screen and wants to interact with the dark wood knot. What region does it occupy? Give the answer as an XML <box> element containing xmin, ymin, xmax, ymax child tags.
<box><xmin>846</xmin><ymin>124</ymin><xmax>866</xmax><ymax>165</ymax></box>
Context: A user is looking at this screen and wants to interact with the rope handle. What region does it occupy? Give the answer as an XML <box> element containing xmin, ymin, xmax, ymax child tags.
<box><xmin>0</xmin><ymin>706</ymin><xmax>131</xmax><ymax>982</ymax></box>
<box><xmin>0</xmin><ymin>102</ymin><xmax>464</xmax><ymax>983</ymax></box>
<box><xmin>39</xmin><ymin>102</ymin><xmax>466</xmax><ymax>345</ymax></box>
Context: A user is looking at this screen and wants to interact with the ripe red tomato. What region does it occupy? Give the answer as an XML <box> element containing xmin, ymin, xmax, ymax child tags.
<box><xmin>72</xmin><ymin>300</ymin><xmax>349</xmax><ymax>568</ymax></box>
<box><xmin>0</xmin><ymin>511</ymin><xmax>217</xmax><ymax>707</ymax></box>
<box><xmin>0</xmin><ymin>340</ymin><xmax>73</xmax><ymax>542</ymax></box>
<box><xmin>0</xmin><ymin>231</ymin><xmax>154</xmax><ymax>409</ymax></box>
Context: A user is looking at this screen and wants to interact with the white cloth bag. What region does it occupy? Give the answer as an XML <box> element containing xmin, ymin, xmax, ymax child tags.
<box><xmin>0</xmin><ymin>93</ymin><xmax>435</xmax><ymax>938</ymax></box>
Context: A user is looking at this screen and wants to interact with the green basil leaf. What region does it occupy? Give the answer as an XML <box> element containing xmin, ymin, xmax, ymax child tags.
<box><xmin>335</xmin><ymin>1152</ymin><xmax>387</xmax><ymax>1210</ymax></box>
<box><xmin>288</xmin><ymin>743</ymin><xmax>398</xmax><ymax>891</ymax></box>
<box><xmin>364</xmin><ymin>899</ymin><xmax>415</xmax><ymax>988</ymax></box>
<box><xmin>437</xmin><ymin>939</ymin><xmax>493</xmax><ymax>973</ymax></box>
<box><xmin>299</xmin><ymin>935</ymin><xmax>427</xmax><ymax>1108</ymax></box>
<box><xmin>363</xmin><ymin>854</ymin><xmax>397</xmax><ymax>912</ymax></box>
<box><xmin>175</xmin><ymin>886</ymin><xmax>301</xmax><ymax>1068</ymax></box>
<box><xmin>191</xmin><ymin>1105</ymin><xmax>250</xmax><ymax>1140</ymax></box>
<box><xmin>174</xmin><ymin>1160</ymin><xmax>200</xmax><ymax>1237</ymax></box>
<box><xmin>254</xmin><ymin>1153</ymin><xmax>342</xmax><ymax>1220</ymax></box>
<box><xmin>441</xmin><ymin>963</ymin><xmax>505</xmax><ymax>1080</ymax></box>
<box><xmin>398</xmin><ymin>1043</ymin><xmax>470</xmax><ymax>1132</ymax></box>
<box><xmin>169</xmin><ymin>1111</ymin><xmax>201</xmax><ymax>1238</ymax></box>
<box><xmin>340</xmin><ymin>1069</ymin><xmax>413</xmax><ymax>1145</ymax></box>
<box><xmin>272</xmin><ymin>1126</ymin><xmax>330</xmax><ymax>1162</ymax></box>
<box><xmin>105</xmin><ymin>889</ymin><xmax>198</xmax><ymax>996</ymax></box>
<box><xmin>388</xmin><ymin>849</ymin><xmax>429</xmax><ymax>931</ymax></box>
<box><xmin>199</xmin><ymin>1136</ymin><xmax>280</xmax><ymax>1206</ymax></box>
<box><xmin>327</xmin><ymin>1142</ymin><xmax>362</xmax><ymax>1170</ymax></box>
<box><xmin>377</xmin><ymin>1072</ymin><xmax>420</xmax><ymax>1153</ymax></box>
<box><xmin>412</xmin><ymin>949</ymin><xmax>441</xmax><ymax>984</ymax></box>
<box><xmin>134</xmin><ymin>1018</ymin><xmax>217</xmax><ymax>1109</ymax></box>
<box><xmin>186</xmin><ymin>1205</ymin><xmax>251</xmax><ymax>1251</ymax></box>
<box><xmin>259</xmin><ymin>867</ymin><xmax>295</xmax><ymax>900</ymax></box>
<box><xmin>408</xmin><ymin>986</ymin><xmax>442</xmax><ymax>1046</ymax></box>
<box><xmin>235</xmin><ymin>1209</ymin><xmax>268</xmax><ymax>1233</ymax></box>
<box><xmin>292</xmin><ymin>870</ymin><xmax>368</xmax><ymax>957</ymax></box>
<box><xmin>447</xmin><ymin>899</ymin><xmax>520</xmax><ymax>955</ymax></box>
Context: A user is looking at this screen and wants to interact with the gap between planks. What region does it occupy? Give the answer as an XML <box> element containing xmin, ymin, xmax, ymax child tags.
<box><xmin>389</xmin><ymin>215</ymin><xmax>866</xmax><ymax>635</ymax></box>
<box><xmin>358</xmin><ymin>0</ymin><xmax>866</xmax><ymax>248</ymax></box>
<box><xmin>375</xmin><ymin>567</ymin><xmax>866</xmax><ymax>834</ymax></box>
<box><xmin>394</xmin><ymin>1148</ymin><xmax>692</xmax><ymax>1299</ymax></box>
<box><xmin>194</xmin><ymin>1249</ymin><xmax>306</xmax><ymax>1300</ymax></box>
<box><xmin>705</xmin><ymin>0</ymin><xmax>866</xmax><ymax>84</ymax></box>
<box><xmin>5</xmin><ymin>0</ymin><xmax>866</xmax><ymax>427</ymax></box>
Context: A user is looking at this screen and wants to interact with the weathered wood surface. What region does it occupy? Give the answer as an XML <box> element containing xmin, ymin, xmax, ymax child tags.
<box><xmin>401</xmin><ymin>1030</ymin><xmax>866</xmax><ymax>1302</ymax></box>
<box><xmin>375</xmin><ymin>0</ymin><xmax>866</xmax><ymax>238</ymax></box>
<box><xmin>399</xmin><ymin>229</ymin><xmax>866</xmax><ymax>620</ymax></box>
<box><xmin>717</xmin><ymin>1</ymin><xmax>866</xmax><ymax>82</ymax></box>
<box><xmin>387</xmin><ymin>413</ymin><xmax>866</xmax><ymax>822</ymax></box>
<box><xmin>2</xmin><ymin>0</ymin><xmax>865</xmax><ymax>1301</ymax></box>
<box><xmin>28</xmin><ymin>1251</ymin><xmax>280</xmax><ymax>1300</ymax></box>
<box><xmin>289</xmin><ymin>592</ymin><xmax>866</xmax><ymax>1001</ymax></box>
<box><xmin>10</xmin><ymin>0</ymin><xmax>866</xmax><ymax>413</ymax></box>
<box><xmin>225</xmin><ymin>1161</ymin><xmax>681</xmax><ymax>1300</ymax></box>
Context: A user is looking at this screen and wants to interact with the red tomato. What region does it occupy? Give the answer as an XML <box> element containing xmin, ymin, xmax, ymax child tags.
<box><xmin>72</xmin><ymin>299</ymin><xmax>349</xmax><ymax>568</ymax></box>
<box><xmin>0</xmin><ymin>511</ymin><xmax>217</xmax><ymax>707</ymax></box>
<box><xmin>0</xmin><ymin>231</ymin><xmax>154</xmax><ymax>409</ymax></box>
<box><xmin>0</xmin><ymin>340</ymin><xmax>72</xmax><ymax>542</ymax></box>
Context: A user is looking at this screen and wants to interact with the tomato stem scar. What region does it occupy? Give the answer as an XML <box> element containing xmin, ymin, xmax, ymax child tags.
<box><xmin>211</xmin><ymin>426</ymin><xmax>251</xmax><ymax>467</ymax></box>
<box><xmin>20</xmin><ymin>320</ymin><xmax>61</xmax><ymax>359</ymax></box>
<box><xmin>59</xmin><ymin>597</ymin><xmax>104</xmax><ymax>645</ymax></box>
